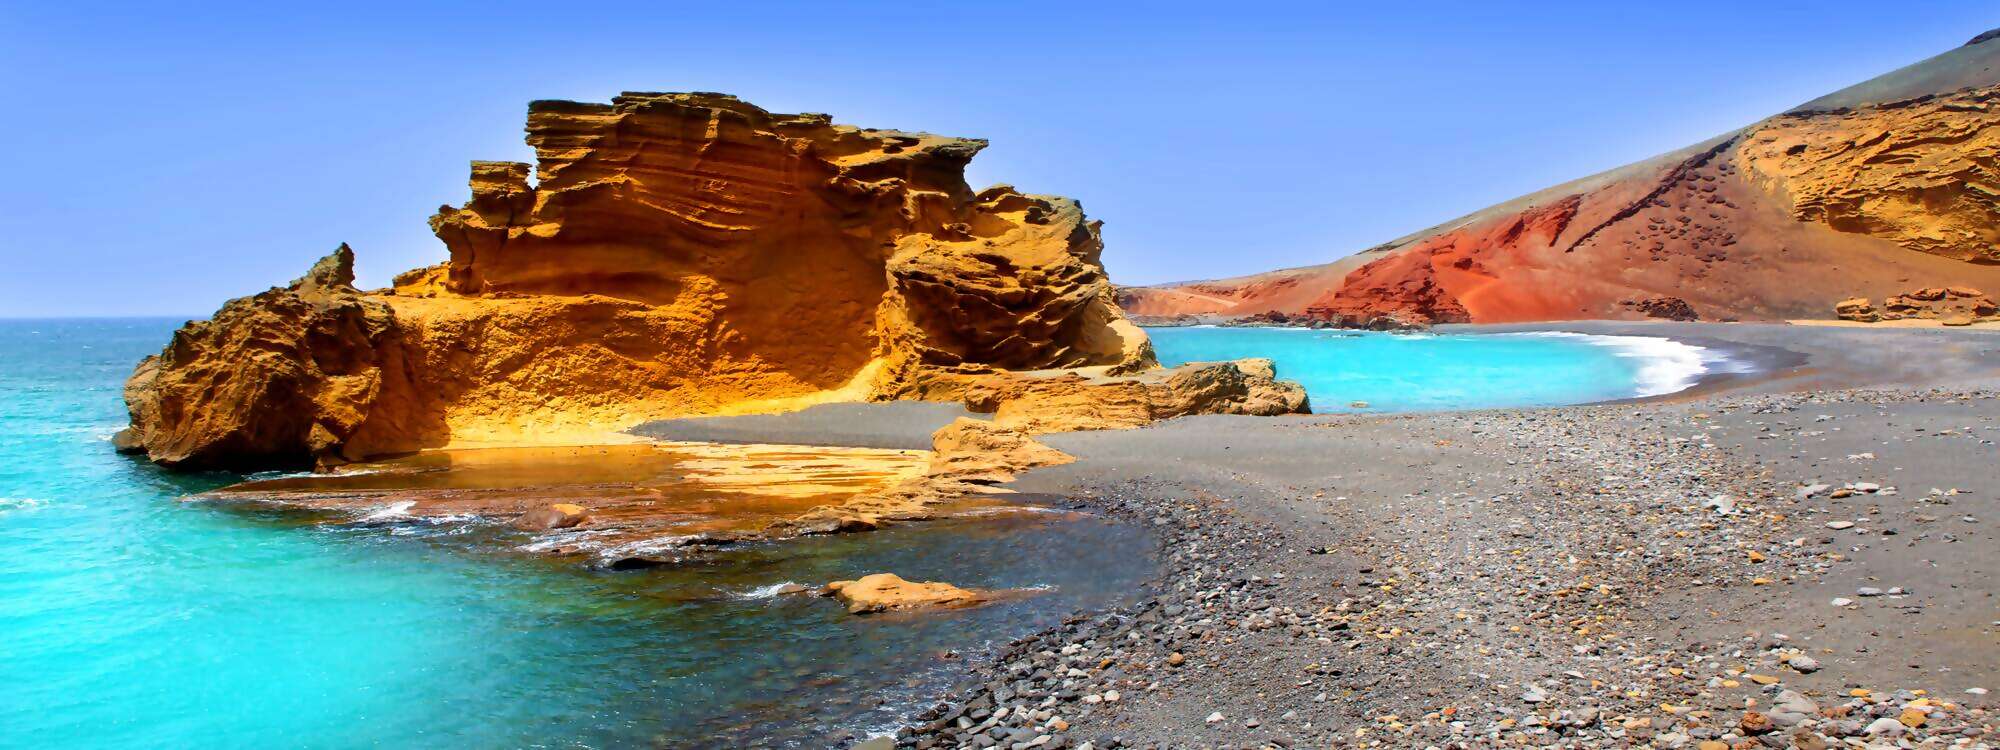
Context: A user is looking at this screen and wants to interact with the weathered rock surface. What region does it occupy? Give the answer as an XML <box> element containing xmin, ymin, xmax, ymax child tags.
<box><xmin>1836</xmin><ymin>286</ymin><xmax>1998</xmax><ymax>323</ymax></box>
<box><xmin>1741</xmin><ymin>87</ymin><xmax>2000</xmax><ymax>264</ymax></box>
<box><xmin>115</xmin><ymin>245</ymin><xmax>410</xmax><ymax>469</ymax></box>
<box><xmin>1118</xmin><ymin>35</ymin><xmax>2000</xmax><ymax>327</ymax></box>
<box><xmin>957</xmin><ymin>359</ymin><xmax>1311</xmax><ymax>435</ymax></box>
<box><xmin>819</xmin><ymin>572</ymin><xmax>990</xmax><ymax>614</ymax></box>
<box><xmin>1620</xmin><ymin>295</ymin><xmax>1701</xmax><ymax>321</ymax></box>
<box><xmin>122</xmin><ymin>93</ymin><xmax>1174</xmax><ymax>469</ymax></box>
<box><xmin>512</xmin><ymin>502</ymin><xmax>590</xmax><ymax>531</ymax></box>
<box><xmin>926</xmin><ymin>417</ymin><xmax>1076</xmax><ymax>484</ymax></box>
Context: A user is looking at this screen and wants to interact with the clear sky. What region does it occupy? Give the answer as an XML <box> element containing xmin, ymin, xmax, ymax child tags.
<box><xmin>3</xmin><ymin>2</ymin><xmax>1995</xmax><ymax>317</ymax></box>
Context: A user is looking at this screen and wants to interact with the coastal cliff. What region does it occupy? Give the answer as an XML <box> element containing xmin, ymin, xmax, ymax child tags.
<box><xmin>118</xmin><ymin>93</ymin><xmax>1298</xmax><ymax>471</ymax></box>
<box><xmin>1121</xmin><ymin>31</ymin><xmax>2000</xmax><ymax>327</ymax></box>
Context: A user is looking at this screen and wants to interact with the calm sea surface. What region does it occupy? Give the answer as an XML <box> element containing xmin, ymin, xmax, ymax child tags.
<box><xmin>1145</xmin><ymin>326</ymin><xmax>1704</xmax><ymax>411</ymax></box>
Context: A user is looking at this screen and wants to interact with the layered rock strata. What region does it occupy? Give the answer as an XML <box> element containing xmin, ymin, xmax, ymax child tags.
<box><xmin>120</xmin><ymin>93</ymin><xmax>1196</xmax><ymax>470</ymax></box>
<box><xmin>1835</xmin><ymin>286</ymin><xmax>1998</xmax><ymax>324</ymax></box>
<box><xmin>1740</xmin><ymin>88</ymin><xmax>2000</xmax><ymax>264</ymax></box>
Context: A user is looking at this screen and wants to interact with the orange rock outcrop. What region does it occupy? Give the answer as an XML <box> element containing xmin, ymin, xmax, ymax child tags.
<box><xmin>118</xmin><ymin>93</ymin><xmax>1164</xmax><ymax>470</ymax></box>
<box><xmin>1834</xmin><ymin>286</ymin><xmax>1997</xmax><ymax>324</ymax></box>
<box><xmin>819</xmin><ymin>573</ymin><xmax>991</xmax><ymax>614</ymax></box>
<box><xmin>1741</xmin><ymin>88</ymin><xmax>2000</xmax><ymax>264</ymax></box>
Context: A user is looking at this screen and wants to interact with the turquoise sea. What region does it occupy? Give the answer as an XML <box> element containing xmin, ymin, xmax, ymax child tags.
<box><xmin>0</xmin><ymin>319</ymin><xmax>1155</xmax><ymax>749</ymax></box>
<box><xmin>1146</xmin><ymin>326</ymin><xmax>1713</xmax><ymax>412</ymax></box>
<box><xmin>0</xmin><ymin>320</ymin><xmax>1706</xmax><ymax>748</ymax></box>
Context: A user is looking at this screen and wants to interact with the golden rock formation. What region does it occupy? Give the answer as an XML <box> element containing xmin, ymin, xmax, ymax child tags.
<box><xmin>116</xmin><ymin>245</ymin><xmax>407</xmax><ymax>468</ymax></box>
<box><xmin>115</xmin><ymin>93</ymin><xmax>1236</xmax><ymax>471</ymax></box>
<box><xmin>1741</xmin><ymin>87</ymin><xmax>2000</xmax><ymax>264</ymax></box>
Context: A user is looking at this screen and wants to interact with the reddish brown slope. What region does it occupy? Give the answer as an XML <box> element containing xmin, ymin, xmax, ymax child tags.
<box><xmin>1124</xmin><ymin>30</ymin><xmax>2000</xmax><ymax>325</ymax></box>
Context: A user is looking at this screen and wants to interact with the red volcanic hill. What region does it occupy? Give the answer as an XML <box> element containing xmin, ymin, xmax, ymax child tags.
<box><xmin>1119</xmin><ymin>31</ymin><xmax>2000</xmax><ymax>327</ymax></box>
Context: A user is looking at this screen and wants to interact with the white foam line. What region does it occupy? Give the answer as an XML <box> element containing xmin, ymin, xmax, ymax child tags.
<box><xmin>0</xmin><ymin>497</ymin><xmax>49</xmax><ymax>513</ymax></box>
<box><xmin>1507</xmin><ymin>331</ymin><xmax>1732</xmax><ymax>397</ymax></box>
<box><xmin>514</xmin><ymin>528</ymin><xmax>620</xmax><ymax>553</ymax></box>
<box><xmin>354</xmin><ymin>500</ymin><xmax>417</xmax><ymax>522</ymax></box>
<box><xmin>739</xmin><ymin>581</ymin><xmax>804</xmax><ymax>599</ymax></box>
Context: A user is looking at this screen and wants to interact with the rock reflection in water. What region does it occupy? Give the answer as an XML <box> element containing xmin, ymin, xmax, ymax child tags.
<box><xmin>199</xmin><ymin>442</ymin><xmax>939</xmax><ymax>562</ymax></box>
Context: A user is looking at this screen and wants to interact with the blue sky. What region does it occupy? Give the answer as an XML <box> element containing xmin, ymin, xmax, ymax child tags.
<box><xmin>2</xmin><ymin>1</ymin><xmax>1994</xmax><ymax>317</ymax></box>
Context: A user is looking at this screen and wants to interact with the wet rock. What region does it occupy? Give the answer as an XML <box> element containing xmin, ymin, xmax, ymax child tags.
<box><xmin>513</xmin><ymin>503</ymin><xmax>590</xmax><ymax>531</ymax></box>
<box><xmin>821</xmin><ymin>573</ymin><xmax>991</xmax><ymax>614</ymax></box>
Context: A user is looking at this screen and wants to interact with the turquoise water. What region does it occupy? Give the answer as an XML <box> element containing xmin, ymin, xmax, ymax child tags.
<box><xmin>1146</xmin><ymin>326</ymin><xmax>1706</xmax><ymax>412</ymax></box>
<box><xmin>0</xmin><ymin>319</ymin><xmax>1154</xmax><ymax>749</ymax></box>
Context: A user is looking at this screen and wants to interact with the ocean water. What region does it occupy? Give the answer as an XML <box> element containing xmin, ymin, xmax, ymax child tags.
<box><xmin>1146</xmin><ymin>326</ymin><xmax>1720</xmax><ymax>412</ymax></box>
<box><xmin>0</xmin><ymin>319</ymin><xmax>1155</xmax><ymax>749</ymax></box>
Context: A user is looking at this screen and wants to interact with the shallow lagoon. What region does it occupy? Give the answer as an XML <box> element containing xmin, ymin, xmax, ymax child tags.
<box><xmin>1145</xmin><ymin>326</ymin><xmax>1721</xmax><ymax>412</ymax></box>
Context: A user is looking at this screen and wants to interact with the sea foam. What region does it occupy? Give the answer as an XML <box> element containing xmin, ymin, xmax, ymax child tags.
<box><xmin>0</xmin><ymin>497</ymin><xmax>49</xmax><ymax>513</ymax></box>
<box><xmin>1509</xmin><ymin>332</ymin><xmax>1734</xmax><ymax>398</ymax></box>
<box><xmin>739</xmin><ymin>582</ymin><xmax>805</xmax><ymax>599</ymax></box>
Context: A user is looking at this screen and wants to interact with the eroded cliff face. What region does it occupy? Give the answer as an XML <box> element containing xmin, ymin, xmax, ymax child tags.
<box><xmin>120</xmin><ymin>93</ymin><xmax>1163</xmax><ymax>470</ymax></box>
<box><xmin>1740</xmin><ymin>87</ymin><xmax>2000</xmax><ymax>264</ymax></box>
<box><xmin>116</xmin><ymin>246</ymin><xmax>416</xmax><ymax>469</ymax></box>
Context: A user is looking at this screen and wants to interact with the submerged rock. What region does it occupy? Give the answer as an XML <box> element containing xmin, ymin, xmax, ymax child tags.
<box><xmin>819</xmin><ymin>573</ymin><xmax>991</xmax><ymax>614</ymax></box>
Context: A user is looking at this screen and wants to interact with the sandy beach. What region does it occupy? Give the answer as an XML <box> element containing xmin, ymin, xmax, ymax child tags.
<box><xmin>634</xmin><ymin>322</ymin><xmax>2000</xmax><ymax>748</ymax></box>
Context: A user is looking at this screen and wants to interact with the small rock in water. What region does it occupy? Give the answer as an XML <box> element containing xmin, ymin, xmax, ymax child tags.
<box><xmin>514</xmin><ymin>503</ymin><xmax>591</xmax><ymax>531</ymax></box>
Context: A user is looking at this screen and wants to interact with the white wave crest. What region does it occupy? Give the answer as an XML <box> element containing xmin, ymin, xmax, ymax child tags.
<box><xmin>354</xmin><ymin>500</ymin><xmax>417</xmax><ymax>522</ymax></box>
<box><xmin>0</xmin><ymin>497</ymin><xmax>49</xmax><ymax>513</ymax></box>
<box><xmin>514</xmin><ymin>528</ymin><xmax>620</xmax><ymax>553</ymax></box>
<box><xmin>1508</xmin><ymin>332</ymin><xmax>1727</xmax><ymax>397</ymax></box>
<box><xmin>739</xmin><ymin>582</ymin><xmax>806</xmax><ymax>599</ymax></box>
